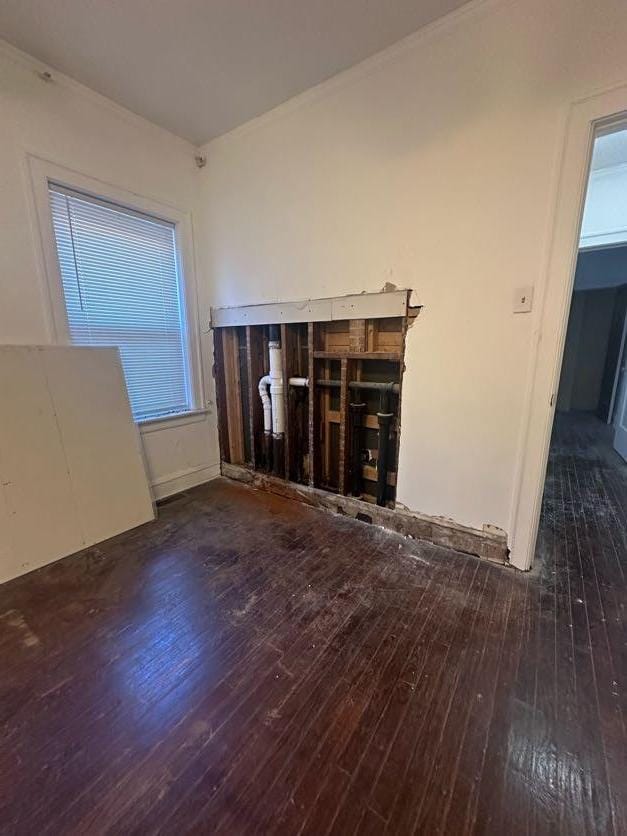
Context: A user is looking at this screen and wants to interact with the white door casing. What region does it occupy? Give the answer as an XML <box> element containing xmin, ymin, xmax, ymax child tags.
<box><xmin>613</xmin><ymin>330</ymin><xmax>627</xmax><ymax>461</ymax></box>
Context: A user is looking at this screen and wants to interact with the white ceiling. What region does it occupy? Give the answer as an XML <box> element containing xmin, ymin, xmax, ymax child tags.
<box><xmin>0</xmin><ymin>0</ymin><xmax>470</xmax><ymax>145</ymax></box>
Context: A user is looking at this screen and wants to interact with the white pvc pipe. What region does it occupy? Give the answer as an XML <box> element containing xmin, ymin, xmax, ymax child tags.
<box><xmin>258</xmin><ymin>374</ymin><xmax>272</xmax><ymax>433</ymax></box>
<box><xmin>268</xmin><ymin>339</ymin><xmax>285</xmax><ymax>435</ymax></box>
<box><xmin>288</xmin><ymin>377</ymin><xmax>309</xmax><ymax>387</ymax></box>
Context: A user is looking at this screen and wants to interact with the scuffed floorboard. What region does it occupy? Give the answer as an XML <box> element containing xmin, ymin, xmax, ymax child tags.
<box><xmin>0</xmin><ymin>413</ymin><xmax>624</xmax><ymax>834</ymax></box>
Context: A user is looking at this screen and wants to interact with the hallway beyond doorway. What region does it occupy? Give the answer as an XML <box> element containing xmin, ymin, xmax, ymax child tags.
<box><xmin>538</xmin><ymin>412</ymin><xmax>626</xmax><ymax>576</ymax></box>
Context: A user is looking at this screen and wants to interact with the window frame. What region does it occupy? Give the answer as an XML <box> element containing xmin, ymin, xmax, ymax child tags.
<box><xmin>28</xmin><ymin>155</ymin><xmax>206</xmax><ymax>424</ymax></box>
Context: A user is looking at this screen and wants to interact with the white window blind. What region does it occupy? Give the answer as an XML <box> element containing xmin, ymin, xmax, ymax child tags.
<box><xmin>48</xmin><ymin>184</ymin><xmax>191</xmax><ymax>421</ymax></box>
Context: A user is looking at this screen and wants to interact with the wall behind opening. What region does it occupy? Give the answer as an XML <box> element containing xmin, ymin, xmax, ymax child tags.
<box><xmin>557</xmin><ymin>288</ymin><xmax>617</xmax><ymax>413</ymax></box>
<box><xmin>0</xmin><ymin>45</ymin><xmax>220</xmax><ymax>499</ymax></box>
<box><xmin>575</xmin><ymin>245</ymin><xmax>627</xmax><ymax>291</ymax></box>
<box><xmin>198</xmin><ymin>0</ymin><xmax>627</xmax><ymax>541</ymax></box>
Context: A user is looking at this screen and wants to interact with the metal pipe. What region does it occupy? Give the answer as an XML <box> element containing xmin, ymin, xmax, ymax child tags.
<box><xmin>313</xmin><ymin>379</ymin><xmax>399</xmax><ymax>393</ymax></box>
<box><xmin>262</xmin><ymin>431</ymin><xmax>272</xmax><ymax>472</ymax></box>
<box><xmin>287</xmin><ymin>376</ymin><xmax>397</xmax><ymax>500</ymax></box>
<box><xmin>349</xmin><ymin>401</ymin><xmax>366</xmax><ymax>497</ymax></box>
<box><xmin>272</xmin><ymin>434</ymin><xmax>284</xmax><ymax>477</ymax></box>
<box><xmin>288</xmin><ymin>377</ymin><xmax>398</xmax><ymax>393</ymax></box>
<box><xmin>291</xmin><ymin>385</ymin><xmax>307</xmax><ymax>483</ymax></box>
<box><xmin>376</xmin><ymin>389</ymin><xmax>393</xmax><ymax>507</ymax></box>
<box><xmin>351</xmin><ymin>380</ymin><xmax>398</xmax><ymax>394</ymax></box>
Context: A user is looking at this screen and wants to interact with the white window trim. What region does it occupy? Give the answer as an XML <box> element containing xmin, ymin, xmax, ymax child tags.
<box><xmin>27</xmin><ymin>155</ymin><xmax>206</xmax><ymax>424</ymax></box>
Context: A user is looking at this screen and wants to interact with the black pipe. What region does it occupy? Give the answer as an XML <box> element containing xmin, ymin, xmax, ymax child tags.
<box><xmin>268</xmin><ymin>324</ymin><xmax>281</xmax><ymax>343</ymax></box>
<box><xmin>349</xmin><ymin>401</ymin><xmax>366</xmax><ymax>497</ymax></box>
<box><xmin>314</xmin><ymin>379</ymin><xmax>399</xmax><ymax>393</ymax></box>
<box><xmin>293</xmin><ymin>386</ymin><xmax>307</xmax><ymax>483</ymax></box>
<box><xmin>262</xmin><ymin>431</ymin><xmax>272</xmax><ymax>472</ymax></box>
<box><xmin>272</xmin><ymin>434</ymin><xmax>284</xmax><ymax>477</ymax></box>
<box><xmin>376</xmin><ymin>389</ymin><xmax>393</xmax><ymax>507</ymax></box>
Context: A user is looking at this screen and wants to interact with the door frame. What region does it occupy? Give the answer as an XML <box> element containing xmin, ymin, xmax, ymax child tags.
<box><xmin>509</xmin><ymin>84</ymin><xmax>627</xmax><ymax>571</ymax></box>
<box><xmin>608</xmin><ymin>304</ymin><xmax>627</xmax><ymax>424</ymax></box>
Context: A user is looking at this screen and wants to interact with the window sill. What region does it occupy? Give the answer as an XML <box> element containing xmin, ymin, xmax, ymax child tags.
<box><xmin>137</xmin><ymin>408</ymin><xmax>211</xmax><ymax>434</ymax></box>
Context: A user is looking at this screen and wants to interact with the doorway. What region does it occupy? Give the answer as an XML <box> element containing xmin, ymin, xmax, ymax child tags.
<box><xmin>536</xmin><ymin>126</ymin><xmax>627</xmax><ymax>567</ymax></box>
<box><xmin>554</xmin><ymin>127</ymin><xmax>627</xmax><ymax>460</ymax></box>
<box><xmin>509</xmin><ymin>85</ymin><xmax>627</xmax><ymax>571</ymax></box>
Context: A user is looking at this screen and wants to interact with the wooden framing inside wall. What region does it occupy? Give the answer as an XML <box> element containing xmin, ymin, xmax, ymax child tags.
<box><xmin>213</xmin><ymin>305</ymin><xmax>409</xmax><ymax>505</ymax></box>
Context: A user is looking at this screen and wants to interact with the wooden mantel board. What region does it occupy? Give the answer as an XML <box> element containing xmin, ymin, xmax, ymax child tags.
<box><xmin>210</xmin><ymin>289</ymin><xmax>409</xmax><ymax>328</ymax></box>
<box><xmin>221</xmin><ymin>463</ymin><xmax>509</xmax><ymax>565</ymax></box>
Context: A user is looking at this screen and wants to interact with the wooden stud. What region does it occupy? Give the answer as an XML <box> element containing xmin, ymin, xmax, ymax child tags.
<box><xmin>322</xmin><ymin>359</ymin><xmax>331</xmax><ymax>487</ymax></box>
<box><xmin>246</xmin><ymin>326</ymin><xmax>265</xmax><ymax>469</ymax></box>
<box><xmin>307</xmin><ymin>323</ymin><xmax>319</xmax><ymax>487</ymax></box>
<box><xmin>393</xmin><ymin>315</ymin><xmax>410</xmax><ymax>505</ymax></box>
<box><xmin>338</xmin><ymin>358</ymin><xmax>350</xmax><ymax>495</ymax></box>
<box><xmin>280</xmin><ymin>324</ymin><xmax>294</xmax><ymax>480</ymax></box>
<box><xmin>222</xmin><ymin>327</ymin><xmax>245</xmax><ymax>464</ymax></box>
<box><xmin>366</xmin><ymin>319</ymin><xmax>376</xmax><ymax>352</ymax></box>
<box><xmin>212</xmin><ymin>328</ymin><xmax>230</xmax><ymax>463</ymax></box>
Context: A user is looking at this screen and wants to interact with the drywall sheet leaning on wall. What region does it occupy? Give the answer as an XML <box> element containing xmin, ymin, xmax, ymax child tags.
<box><xmin>0</xmin><ymin>345</ymin><xmax>155</xmax><ymax>584</ymax></box>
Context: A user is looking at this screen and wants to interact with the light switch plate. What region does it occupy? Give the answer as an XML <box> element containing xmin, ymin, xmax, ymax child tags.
<box><xmin>513</xmin><ymin>286</ymin><xmax>533</xmax><ymax>313</ymax></box>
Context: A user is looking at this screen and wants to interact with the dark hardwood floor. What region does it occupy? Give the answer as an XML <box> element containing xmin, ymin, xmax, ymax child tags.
<box><xmin>0</xmin><ymin>411</ymin><xmax>624</xmax><ymax>834</ymax></box>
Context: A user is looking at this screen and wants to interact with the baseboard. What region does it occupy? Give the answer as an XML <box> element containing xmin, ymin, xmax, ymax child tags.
<box><xmin>222</xmin><ymin>463</ymin><xmax>509</xmax><ymax>565</ymax></box>
<box><xmin>151</xmin><ymin>463</ymin><xmax>221</xmax><ymax>500</ymax></box>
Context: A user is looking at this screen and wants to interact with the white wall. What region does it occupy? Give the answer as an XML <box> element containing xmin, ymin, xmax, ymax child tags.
<box><xmin>0</xmin><ymin>44</ymin><xmax>220</xmax><ymax>499</ymax></box>
<box><xmin>199</xmin><ymin>0</ymin><xmax>627</xmax><ymax>539</ymax></box>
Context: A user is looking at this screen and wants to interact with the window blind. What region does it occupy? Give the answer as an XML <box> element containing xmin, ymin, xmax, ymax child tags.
<box><xmin>48</xmin><ymin>184</ymin><xmax>191</xmax><ymax>421</ymax></box>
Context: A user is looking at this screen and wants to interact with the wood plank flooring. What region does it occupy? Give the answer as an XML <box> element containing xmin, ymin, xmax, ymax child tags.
<box><xmin>0</xmin><ymin>411</ymin><xmax>624</xmax><ymax>834</ymax></box>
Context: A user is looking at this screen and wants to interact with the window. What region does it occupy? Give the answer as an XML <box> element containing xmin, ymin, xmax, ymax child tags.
<box><xmin>48</xmin><ymin>184</ymin><xmax>191</xmax><ymax>421</ymax></box>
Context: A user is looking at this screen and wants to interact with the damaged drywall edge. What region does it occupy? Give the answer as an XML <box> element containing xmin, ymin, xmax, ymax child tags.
<box><xmin>390</xmin><ymin>284</ymin><xmax>422</xmax><ymax>328</ymax></box>
<box><xmin>222</xmin><ymin>463</ymin><xmax>510</xmax><ymax>566</ymax></box>
<box><xmin>210</xmin><ymin>288</ymin><xmax>412</xmax><ymax>328</ymax></box>
<box><xmin>393</xmin><ymin>500</ymin><xmax>509</xmax><ymax>549</ymax></box>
